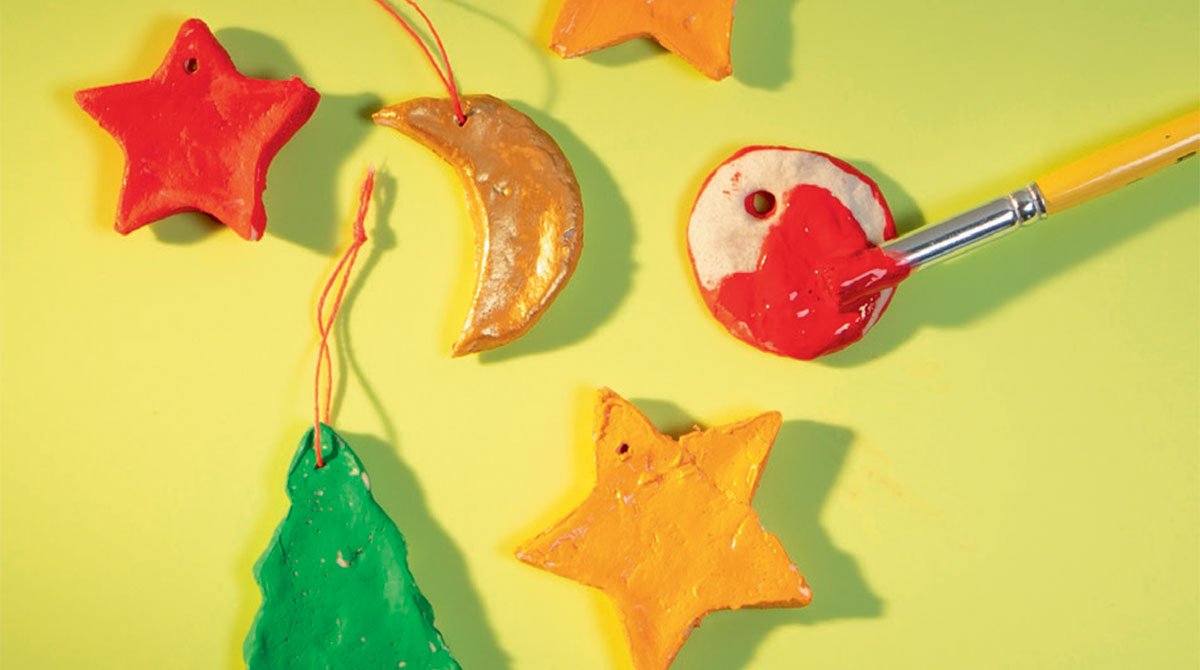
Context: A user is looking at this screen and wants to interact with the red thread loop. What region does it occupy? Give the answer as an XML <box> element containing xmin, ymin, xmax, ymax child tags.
<box><xmin>372</xmin><ymin>0</ymin><xmax>467</xmax><ymax>126</ymax></box>
<box><xmin>313</xmin><ymin>169</ymin><xmax>375</xmax><ymax>468</ymax></box>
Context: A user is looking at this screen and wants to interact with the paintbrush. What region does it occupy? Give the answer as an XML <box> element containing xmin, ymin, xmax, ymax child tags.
<box><xmin>838</xmin><ymin>110</ymin><xmax>1200</xmax><ymax>308</ymax></box>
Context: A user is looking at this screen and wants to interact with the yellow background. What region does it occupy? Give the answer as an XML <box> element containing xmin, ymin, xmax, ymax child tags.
<box><xmin>2</xmin><ymin>1</ymin><xmax>1198</xmax><ymax>668</ymax></box>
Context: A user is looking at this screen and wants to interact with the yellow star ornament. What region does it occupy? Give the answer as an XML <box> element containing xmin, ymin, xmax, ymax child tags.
<box><xmin>549</xmin><ymin>0</ymin><xmax>740</xmax><ymax>80</ymax></box>
<box><xmin>516</xmin><ymin>389</ymin><xmax>811</xmax><ymax>670</ymax></box>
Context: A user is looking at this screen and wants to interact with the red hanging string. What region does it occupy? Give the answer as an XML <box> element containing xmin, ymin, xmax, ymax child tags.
<box><xmin>313</xmin><ymin>168</ymin><xmax>376</xmax><ymax>468</ymax></box>
<box><xmin>372</xmin><ymin>0</ymin><xmax>467</xmax><ymax>126</ymax></box>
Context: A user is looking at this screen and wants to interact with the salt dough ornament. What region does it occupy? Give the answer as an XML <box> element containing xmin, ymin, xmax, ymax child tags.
<box><xmin>517</xmin><ymin>389</ymin><xmax>811</xmax><ymax>670</ymax></box>
<box><xmin>369</xmin><ymin>0</ymin><xmax>583</xmax><ymax>356</ymax></box>
<box><xmin>374</xmin><ymin>95</ymin><xmax>584</xmax><ymax>355</ymax></box>
<box><xmin>75</xmin><ymin>19</ymin><xmax>319</xmax><ymax>240</ymax></box>
<box><xmin>688</xmin><ymin>146</ymin><xmax>900</xmax><ymax>360</ymax></box>
<box><xmin>549</xmin><ymin>0</ymin><xmax>739</xmax><ymax>80</ymax></box>
<box><xmin>245</xmin><ymin>426</ymin><xmax>461</xmax><ymax>670</ymax></box>
<box><xmin>245</xmin><ymin>171</ymin><xmax>460</xmax><ymax>669</ymax></box>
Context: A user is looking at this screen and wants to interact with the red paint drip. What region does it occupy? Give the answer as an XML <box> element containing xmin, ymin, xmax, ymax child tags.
<box><xmin>713</xmin><ymin>185</ymin><xmax>908</xmax><ymax>360</ymax></box>
<box><xmin>372</xmin><ymin>0</ymin><xmax>467</xmax><ymax>126</ymax></box>
<box><xmin>313</xmin><ymin>169</ymin><xmax>375</xmax><ymax>468</ymax></box>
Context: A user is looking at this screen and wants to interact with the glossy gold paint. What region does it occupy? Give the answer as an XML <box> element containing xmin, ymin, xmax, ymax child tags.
<box><xmin>374</xmin><ymin>95</ymin><xmax>584</xmax><ymax>356</ymax></box>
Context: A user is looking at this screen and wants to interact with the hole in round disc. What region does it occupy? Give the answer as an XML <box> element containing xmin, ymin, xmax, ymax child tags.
<box><xmin>617</xmin><ymin>443</ymin><xmax>630</xmax><ymax>455</ymax></box>
<box><xmin>183</xmin><ymin>58</ymin><xmax>199</xmax><ymax>74</ymax></box>
<box><xmin>744</xmin><ymin>190</ymin><xmax>776</xmax><ymax>218</ymax></box>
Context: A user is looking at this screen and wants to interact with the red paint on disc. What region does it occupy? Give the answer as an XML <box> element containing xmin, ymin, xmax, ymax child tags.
<box><xmin>688</xmin><ymin>146</ymin><xmax>904</xmax><ymax>360</ymax></box>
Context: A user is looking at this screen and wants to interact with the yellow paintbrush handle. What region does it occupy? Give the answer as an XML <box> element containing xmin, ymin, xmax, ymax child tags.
<box><xmin>1035</xmin><ymin>110</ymin><xmax>1200</xmax><ymax>214</ymax></box>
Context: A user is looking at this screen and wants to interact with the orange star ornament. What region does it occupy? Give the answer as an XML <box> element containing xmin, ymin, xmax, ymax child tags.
<box><xmin>516</xmin><ymin>389</ymin><xmax>811</xmax><ymax>670</ymax></box>
<box><xmin>549</xmin><ymin>0</ymin><xmax>739</xmax><ymax>80</ymax></box>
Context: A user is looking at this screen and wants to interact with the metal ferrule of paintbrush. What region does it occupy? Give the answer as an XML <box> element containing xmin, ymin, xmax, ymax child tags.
<box><xmin>882</xmin><ymin>184</ymin><xmax>1048</xmax><ymax>270</ymax></box>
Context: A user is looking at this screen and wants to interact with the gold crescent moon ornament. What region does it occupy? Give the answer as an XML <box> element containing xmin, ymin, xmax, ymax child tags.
<box><xmin>374</xmin><ymin>96</ymin><xmax>584</xmax><ymax>356</ymax></box>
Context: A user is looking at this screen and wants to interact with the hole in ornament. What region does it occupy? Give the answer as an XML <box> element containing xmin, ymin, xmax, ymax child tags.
<box><xmin>183</xmin><ymin>58</ymin><xmax>199</xmax><ymax>74</ymax></box>
<box><xmin>744</xmin><ymin>190</ymin><xmax>775</xmax><ymax>218</ymax></box>
<box><xmin>617</xmin><ymin>443</ymin><xmax>629</xmax><ymax>455</ymax></box>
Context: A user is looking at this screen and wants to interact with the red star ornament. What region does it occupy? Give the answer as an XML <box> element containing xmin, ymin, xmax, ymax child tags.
<box><xmin>75</xmin><ymin>19</ymin><xmax>319</xmax><ymax>240</ymax></box>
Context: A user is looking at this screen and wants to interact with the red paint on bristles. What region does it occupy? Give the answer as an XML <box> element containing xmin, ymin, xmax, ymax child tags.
<box><xmin>834</xmin><ymin>247</ymin><xmax>912</xmax><ymax>309</ymax></box>
<box><xmin>313</xmin><ymin>168</ymin><xmax>375</xmax><ymax>468</ymax></box>
<box><xmin>372</xmin><ymin>0</ymin><xmax>467</xmax><ymax>126</ymax></box>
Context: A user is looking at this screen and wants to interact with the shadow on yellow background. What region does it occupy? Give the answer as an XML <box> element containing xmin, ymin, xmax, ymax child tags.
<box><xmin>215</xmin><ymin>27</ymin><xmax>380</xmax><ymax>255</ymax></box>
<box><xmin>344</xmin><ymin>431</ymin><xmax>512</xmax><ymax>668</ymax></box>
<box><xmin>629</xmin><ymin>401</ymin><xmax>885</xmax><ymax>670</ymax></box>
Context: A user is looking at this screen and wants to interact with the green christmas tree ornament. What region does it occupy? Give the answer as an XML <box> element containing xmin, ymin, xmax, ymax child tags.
<box><xmin>245</xmin><ymin>425</ymin><xmax>460</xmax><ymax>669</ymax></box>
<box><xmin>244</xmin><ymin>171</ymin><xmax>459</xmax><ymax>669</ymax></box>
